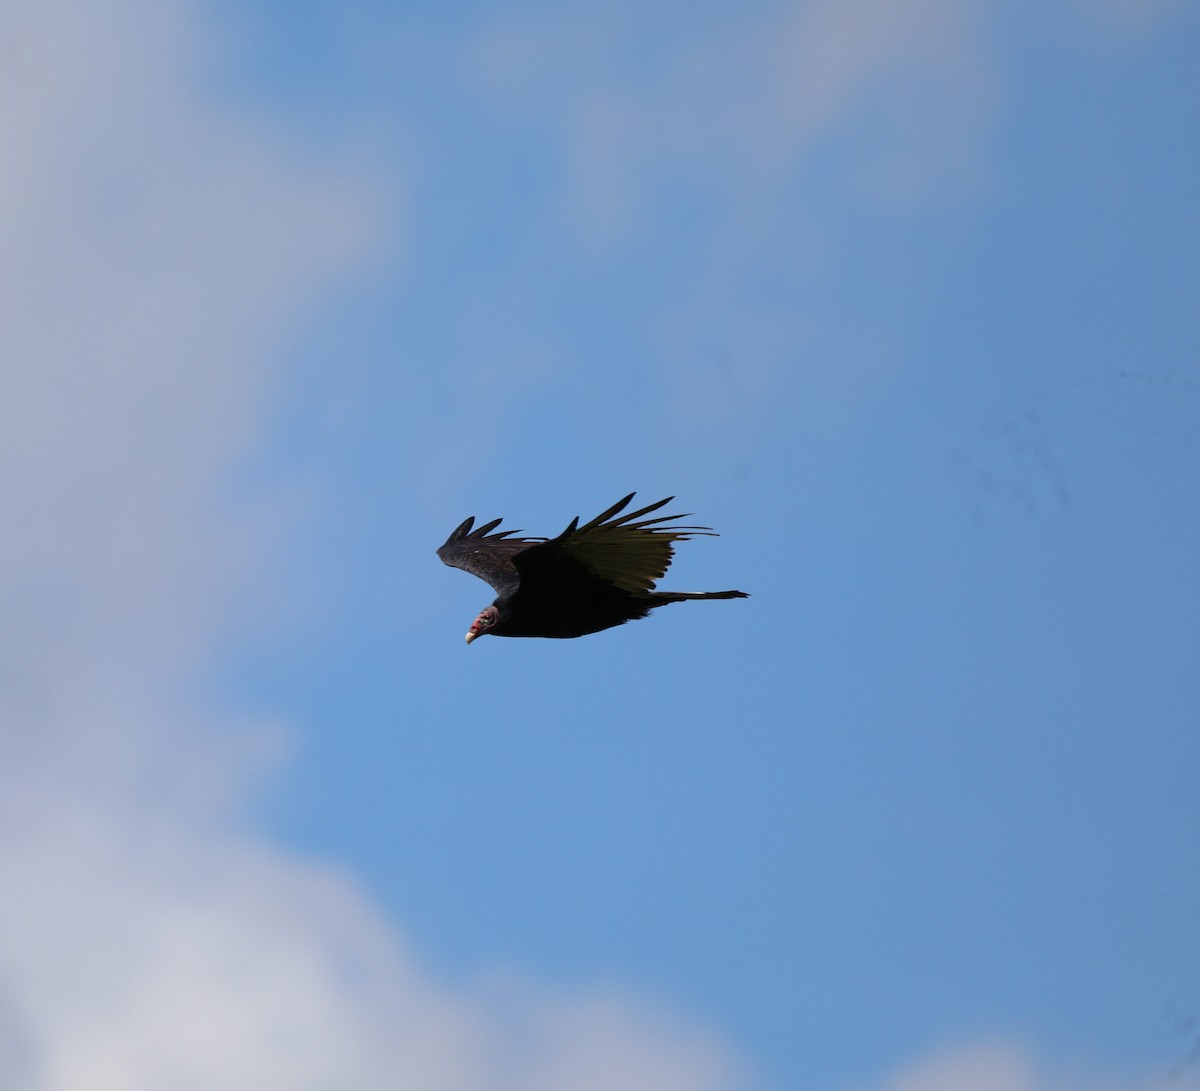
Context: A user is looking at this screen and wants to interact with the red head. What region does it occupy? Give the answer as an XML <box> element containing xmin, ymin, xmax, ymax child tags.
<box><xmin>465</xmin><ymin>604</ymin><xmax>499</xmax><ymax>644</ymax></box>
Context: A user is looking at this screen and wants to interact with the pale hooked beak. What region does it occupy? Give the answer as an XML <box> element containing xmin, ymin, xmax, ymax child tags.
<box><xmin>464</xmin><ymin>630</ymin><xmax>478</xmax><ymax>645</ymax></box>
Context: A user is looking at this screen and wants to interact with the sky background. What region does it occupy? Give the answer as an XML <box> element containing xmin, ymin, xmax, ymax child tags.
<box><xmin>1</xmin><ymin>1</ymin><xmax>1198</xmax><ymax>1089</ymax></box>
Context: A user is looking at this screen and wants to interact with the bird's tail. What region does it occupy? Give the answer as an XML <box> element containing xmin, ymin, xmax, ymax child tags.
<box><xmin>652</xmin><ymin>589</ymin><xmax>749</xmax><ymax>602</ymax></box>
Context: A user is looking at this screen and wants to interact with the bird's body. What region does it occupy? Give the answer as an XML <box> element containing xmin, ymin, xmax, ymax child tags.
<box><xmin>436</xmin><ymin>493</ymin><xmax>747</xmax><ymax>643</ymax></box>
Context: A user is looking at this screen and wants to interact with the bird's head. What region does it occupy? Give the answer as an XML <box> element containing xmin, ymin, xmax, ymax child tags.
<box><xmin>465</xmin><ymin>604</ymin><xmax>499</xmax><ymax>644</ymax></box>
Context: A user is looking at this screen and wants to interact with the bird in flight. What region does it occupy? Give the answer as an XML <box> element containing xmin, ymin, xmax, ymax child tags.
<box><xmin>437</xmin><ymin>493</ymin><xmax>748</xmax><ymax>643</ymax></box>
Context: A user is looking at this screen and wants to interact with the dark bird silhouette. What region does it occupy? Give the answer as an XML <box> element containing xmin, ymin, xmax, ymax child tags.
<box><xmin>437</xmin><ymin>493</ymin><xmax>748</xmax><ymax>643</ymax></box>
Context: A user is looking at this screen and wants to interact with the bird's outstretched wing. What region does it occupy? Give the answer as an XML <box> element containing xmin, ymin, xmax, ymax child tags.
<box><xmin>436</xmin><ymin>515</ymin><xmax>545</xmax><ymax>598</ymax></box>
<box><xmin>512</xmin><ymin>494</ymin><xmax>717</xmax><ymax>599</ymax></box>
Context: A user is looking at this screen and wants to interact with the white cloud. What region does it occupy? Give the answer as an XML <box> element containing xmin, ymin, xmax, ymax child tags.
<box><xmin>865</xmin><ymin>1040</ymin><xmax>1200</xmax><ymax>1091</ymax></box>
<box><xmin>0</xmin><ymin>801</ymin><xmax>744</xmax><ymax>1091</ymax></box>
<box><xmin>880</xmin><ymin>1042</ymin><xmax>1039</xmax><ymax>1091</ymax></box>
<box><xmin>0</xmin><ymin>3</ymin><xmax>749</xmax><ymax>1089</ymax></box>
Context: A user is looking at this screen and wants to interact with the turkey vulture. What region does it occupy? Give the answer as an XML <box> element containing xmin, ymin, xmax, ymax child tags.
<box><xmin>437</xmin><ymin>493</ymin><xmax>748</xmax><ymax>643</ymax></box>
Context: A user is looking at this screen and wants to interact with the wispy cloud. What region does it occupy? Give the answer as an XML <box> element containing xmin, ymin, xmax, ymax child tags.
<box><xmin>462</xmin><ymin>0</ymin><xmax>999</xmax><ymax>447</ymax></box>
<box><xmin>473</xmin><ymin>0</ymin><xmax>997</xmax><ymax>250</ymax></box>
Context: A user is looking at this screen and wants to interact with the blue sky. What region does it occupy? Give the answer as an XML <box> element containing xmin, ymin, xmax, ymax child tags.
<box><xmin>1</xmin><ymin>1</ymin><xmax>1198</xmax><ymax>1089</ymax></box>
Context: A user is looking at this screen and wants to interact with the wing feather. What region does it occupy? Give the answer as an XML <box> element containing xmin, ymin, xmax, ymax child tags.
<box><xmin>515</xmin><ymin>494</ymin><xmax>719</xmax><ymax>597</ymax></box>
<box><xmin>436</xmin><ymin>512</ymin><xmax>546</xmax><ymax>597</ymax></box>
